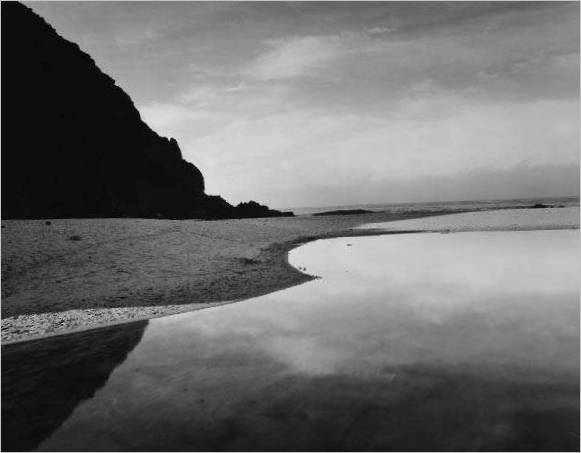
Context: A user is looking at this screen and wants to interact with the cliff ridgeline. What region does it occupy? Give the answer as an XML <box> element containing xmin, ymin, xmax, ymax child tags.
<box><xmin>1</xmin><ymin>2</ymin><xmax>292</xmax><ymax>220</ymax></box>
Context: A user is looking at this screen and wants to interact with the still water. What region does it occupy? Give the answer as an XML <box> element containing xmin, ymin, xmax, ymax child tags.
<box><xmin>2</xmin><ymin>230</ymin><xmax>579</xmax><ymax>451</ymax></box>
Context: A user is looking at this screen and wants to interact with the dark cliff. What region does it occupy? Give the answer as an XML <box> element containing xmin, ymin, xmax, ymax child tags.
<box><xmin>1</xmin><ymin>2</ymin><xmax>292</xmax><ymax>220</ymax></box>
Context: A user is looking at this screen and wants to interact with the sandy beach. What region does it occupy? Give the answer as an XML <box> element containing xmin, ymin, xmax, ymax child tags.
<box><xmin>360</xmin><ymin>206</ymin><xmax>581</xmax><ymax>232</ymax></box>
<box><xmin>0</xmin><ymin>209</ymin><xmax>456</xmax><ymax>343</ymax></box>
<box><xmin>2</xmin><ymin>207</ymin><xmax>578</xmax><ymax>343</ymax></box>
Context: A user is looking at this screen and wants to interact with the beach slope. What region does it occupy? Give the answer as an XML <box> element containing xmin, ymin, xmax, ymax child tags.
<box><xmin>2</xmin><ymin>207</ymin><xmax>578</xmax><ymax>343</ymax></box>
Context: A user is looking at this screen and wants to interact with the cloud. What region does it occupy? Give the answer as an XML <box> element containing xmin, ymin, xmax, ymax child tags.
<box><xmin>177</xmin><ymin>82</ymin><xmax>247</xmax><ymax>106</ymax></box>
<box><xmin>84</xmin><ymin>2</ymin><xmax>578</xmax><ymax>207</ymax></box>
<box><xmin>139</xmin><ymin>102</ymin><xmax>203</xmax><ymax>129</ymax></box>
<box><xmin>114</xmin><ymin>28</ymin><xmax>162</xmax><ymax>49</ymax></box>
<box><xmin>285</xmin><ymin>163</ymin><xmax>580</xmax><ymax>208</ymax></box>
<box><xmin>244</xmin><ymin>35</ymin><xmax>347</xmax><ymax>81</ymax></box>
<box><xmin>365</xmin><ymin>26</ymin><xmax>392</xmax><ymax>35</ymax></box>
<box><xmin>138</xmin><ymin>101</ymin><xmax>231</xmax><ymax>146</ymax></box>
<box><xmin>263</xmin><ymin>336</ymin><xmax>348</xmax><ymax>375</ymax></box>
<box><xmin>187</xmin><ymin>95</ymin><xmax>579</xmax><ymax>206</ymax></box>
<box><xmin>241</xmin><ymin>18</ymin><xmax>578</xmax><ymax>113</ymax></box>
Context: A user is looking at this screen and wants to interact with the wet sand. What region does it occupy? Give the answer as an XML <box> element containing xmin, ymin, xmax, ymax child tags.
<box><xmin>1</xmin><ymin>209</ymin><xmax>457</xmax><ymax>343</ymax></box>
<box><xmin>2</xmin><ymin>207</ymin><xmax>578</xmax><ymax>343</ymax></box>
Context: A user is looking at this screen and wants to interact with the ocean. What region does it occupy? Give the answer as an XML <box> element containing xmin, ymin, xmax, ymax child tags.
<box><xmin>286</xmin><ymin>196</ymin><xmax>580</xmax><ymax>216</ymax></box>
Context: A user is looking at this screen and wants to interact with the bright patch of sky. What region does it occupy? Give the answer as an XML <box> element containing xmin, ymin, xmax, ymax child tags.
<box><xmin>28</xmin><ymin>2</ymin><xmax>579</xmax><ymax>208</ymax></box>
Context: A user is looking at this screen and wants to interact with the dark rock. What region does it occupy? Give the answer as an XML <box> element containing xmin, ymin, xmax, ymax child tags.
<box><xmin>234</xmin><ymin>201</ymin><xmax>294</xmax><ymax>219</ymax></box>
<box><xmin>45</xmin><ymin>221</ymin><xmax>52</xmax><ymax>226</ymax></box>
<box><xmin>313</xmin><ymin>209</ymin><xmax>374</xmax><ymax>216</ymax></box>
<box><xmin>1</xmin><ymin>3</ymin><xmax>292</xmax><ymax>220</ymax></box>
<box><xmin>531</xmin><ymin>203</ymin><xmax>552</xmax><ymax>209</ymax></box>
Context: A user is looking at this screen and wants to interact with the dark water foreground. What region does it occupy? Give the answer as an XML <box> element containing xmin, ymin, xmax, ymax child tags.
<box><xmin>2</xmin><ymin>230</ymin><xmax>579</xmax><ymax>451</ymax></box>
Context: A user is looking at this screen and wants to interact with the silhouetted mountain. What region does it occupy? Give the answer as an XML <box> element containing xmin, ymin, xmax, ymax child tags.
<box><xmin>1</xmin><ymin>2</ymin><xmax>292</xmax><ymax>220</ymax></box>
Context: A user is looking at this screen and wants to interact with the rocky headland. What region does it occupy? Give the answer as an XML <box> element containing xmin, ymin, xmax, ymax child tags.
<box><xmin>1</xmin><ymin>2</ymin><xmax>290</xmax><ymax>220</ymax></box>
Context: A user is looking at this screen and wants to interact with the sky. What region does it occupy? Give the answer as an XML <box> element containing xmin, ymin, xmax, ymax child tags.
<box><xmin>28</xmin><ymin>1</ymin><xmax>580</xmax><ymax>209</ymax></box>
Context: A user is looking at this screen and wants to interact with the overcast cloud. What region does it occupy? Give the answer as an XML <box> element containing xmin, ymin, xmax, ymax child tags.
<box><xmin>28</xmin><ymin>2</ymin><xmax>579</xmax><ymax>208</ymax></box>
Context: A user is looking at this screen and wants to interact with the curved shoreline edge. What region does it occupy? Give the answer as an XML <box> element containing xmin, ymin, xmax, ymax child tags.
<box><xmin>1</xmin><ymin>228</ymin><xmax>423</xmax><ymax>346</ymax></box>
<box><xmin>2</xmin><ymin>207</ymin><xmax>578</xmax><ymax>345</ymax></box>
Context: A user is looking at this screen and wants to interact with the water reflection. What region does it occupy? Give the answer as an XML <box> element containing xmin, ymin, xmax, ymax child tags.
<box><xmin>1</xmin><ymin>321</ymin><xmax>147</xmax><ymax>451</ymax></box>
<box><xmin>5</xmin><ymin>230</ymin><xmax>580</xmax><ymax>451</ymax></box>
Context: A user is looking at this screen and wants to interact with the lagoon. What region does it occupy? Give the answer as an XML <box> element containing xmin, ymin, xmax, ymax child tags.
<box><xmin>3</xmin><ymin>230</ymin><xmax>579</xmax><ymax>451</ymax></box>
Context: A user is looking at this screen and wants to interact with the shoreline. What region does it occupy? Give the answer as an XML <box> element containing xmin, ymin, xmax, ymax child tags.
<box><xmin>2</xmin><ymin>207</ymin><xmax>578</xmax><ymax>344</ymax></box>
<box><xmin>1</xmin><ymin>227</ymin><xmax>423</xmax><ymax>345</ymax></box>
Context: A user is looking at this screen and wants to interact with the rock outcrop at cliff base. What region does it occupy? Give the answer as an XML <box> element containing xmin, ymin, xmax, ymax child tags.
<box><xmin>1</xmin><ymin>2</ymin><xmax>292</xmax><ymax>220</ymax></box>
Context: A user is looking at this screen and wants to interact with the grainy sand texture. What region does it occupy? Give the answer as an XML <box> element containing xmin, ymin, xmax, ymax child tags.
<box><xmin>1</xmin><ymin>210</ymin><xmax>458</xmax><ymax>342</ymax></box>
<box><xmin>2</xmin><ymin>207</ymin><xmax>578</xmax><ymax>343</ymax></box>
<box><xmin>360</xmin><ymin>207</ymin><xmax>580</xmax><ymax>232</ymax></box>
